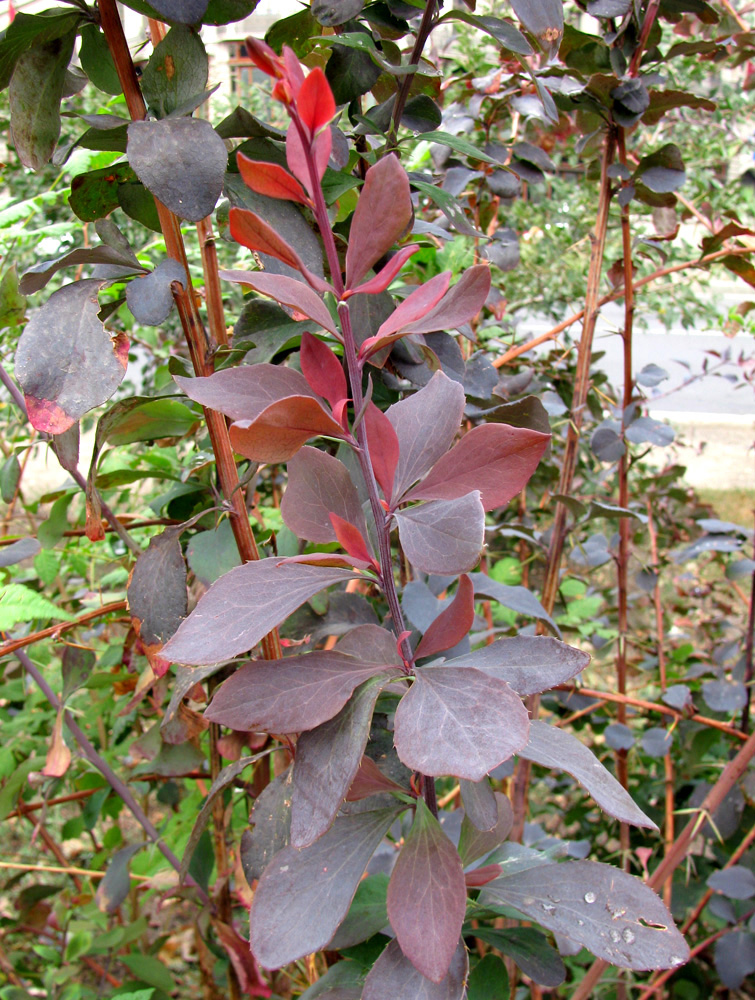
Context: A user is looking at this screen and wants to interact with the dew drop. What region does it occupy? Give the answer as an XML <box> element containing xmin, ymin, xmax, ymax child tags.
<box><xmin>623</xmin><ymin>929</ymin><xmax>636</xmax><ymax>944</ymax></box>
<box><xmin>541</xmin><ymin>903</ymin><xmax>555</xmax><ymax>913</ymax></box>
<box><xmin>522</xmin><ymin>896</ymin><xmax>536</xmax><ymax>906</ymax></box>
<box><xmin>279</xmin><ymin>865</ymin><xmax>289</xmax><ymax>872</ymax></box>
<box><xmin>584</xmin><ymin>891</ymin><xmax>596</xmax><ymax>904</ymax></box>
<box><xmin>670</xmin><ymin>955</ymin><xmax>685</xmax><ymax>966</ymax></box>
<box><xmin>610</xmin><ymin>929</ymin><xmax>621</xmax><ymax>943</ymax></box>
<box><xmin>577</xmin><ymin>919</ymin><xmax>584</xmax><ymax>926</ymax></box>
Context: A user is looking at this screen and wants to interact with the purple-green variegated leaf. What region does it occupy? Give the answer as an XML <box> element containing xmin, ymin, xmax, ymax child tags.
<box><xmin>458</xmin><ymin>792</ymin><xmax>514</xmax><ymax>865</ymax></box>
<box><xmin>395</xmin><ymin>492</ymin><xmax>484</xmax><ymax>575</ymax></box>
<box><xmin>281</xmin><ymin>447</ymin><xmax>368</xmax><ymax>543</ymax></box>
<box><xmin>218</xmin><ymin>269</ymin><xmax>338</xmax><ymax>335</ymax></box>
<box><xmin>518</xmin><ymin>721</ymin><xmax>656</xmax><ymax>829</ymax></box>
<box><xmin>205</xmin><ymin>652</ymin><xmax>400</xmax><ymax>734</ymax></box>
<box><xmin>162</xmin><ymin>558</ymin><xmax>356</xmax><ymax>664</ymax></box>
<box><xmin>393</xmin><ymin>666</ymin><xmax>529</xmax><ymax>780</ymax></box>
<box><xmin>387</xmin><ymin>372</ymin><xmax>465</xmax><ymax>504</ymax></box>
<box><xmin>441</xmin><ymin>635</ymin><xmax>589</xmax><ymax>696</ymax></box>
<box><xmin>174</xmin><ymin>364</ymin><xmax>316</xmax><ymax>422</ymax></box>
<box><xmin>250</xmin><ymin>807</ymin><xmax>402</xmax><ymax>969</ymax></box>
<box><xmin>479</xmin><ymin>861</ymin><xmax>689</xmax><ymax>971</ymax></box>
<box><xmin>403</xmin><ymin>423</ymin><xmax>551</xmax><ymax>511</ymax></box>
<box><xmin>362</xmin><ymin>938</ymin><xmax>468</xmax><ymax>1000</ymax></box>
<box><xmin>291</xmin><ymin>676</ymin><xmax>386</xmax><ymax>848</ymax></box>
<box><xmin>387</xmin><ymin>800</ymin><xmax>466</xmax><ymax>982</ymax></box>
<box><xmin>345</xmin><ymin>156</ymin><xmax>413</xmax><ymax>290</ymax></box>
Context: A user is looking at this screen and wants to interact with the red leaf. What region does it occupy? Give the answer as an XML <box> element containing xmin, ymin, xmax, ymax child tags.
<box><xmin>376</xmin><ymin>271</ymin><xmax>452</xmax><ymax>340</ymax></box>
<box><xmin>219</xmin><ymin>270</ymin><xmax>337</xmax><ymax>334</ymax></box>
<box><xmin>282</xmin><ymin>45</ymin><xmax>305</xmax><ymax>98</ymax></box>
<box><xmin>364</xmin><ymin>401</ymin><xmax>399</xmax><ymax>500</ymax></box>
<box><xmin>237</xmin><ymin>152</ymin><xmax>309</xmax><ymax>205</ymax></box>
<box><xmin>346</xmin><ymin>754</ymin><xmax>407</xmax><ymax>801</ymax></box>
<box><xmin>286</xmin><ymin>120</ymin><xmax>331</xmax><ymax>198</ymax></box>
<box><xmin>415</xmin><ymin>574</ymin><xmax>474</xmax><ymax>660</ymax></box>
<box><xmin>300</xmin><ymin>331</ymin><xmax>348</xmax><ymax>407</ymax></box>
<box><xmin>244</xmin><ymin>36</ymin><xmax>282</xmax><ymax>77</ymax></box>
<box><xmin>348</xmin><ymin>245</ymin><xmax>420</xmax><ymax>297</ymax></box>
<box><xmin>213</xmin><ymin>921</ymin><xmax>272</xmax><ymax>998</ymax></box>
<box><xmin>403</xmin><ymin>422</ymin><xmax>551</xmax><ymax>511</ymax></box>
<box><xmin>230</xmin><ymin>395</ymin><xmax>349</xmax><ymax>463</ymax></box>
<box><xmin>297</xmin><ymin>67</ymin><xmax>336</xmax><ymax>136</ymax></box>
<box><xmin>329</xmin><ymin>513</ymin><xmax>375</xmax><ymax>566</ymax></box>
<box><xmin>345</xmin><ymin>156</ymin><xmax>413</xmax><ymax>289</ymax></box>
<box><xmin>402</xmin><ymin>264</ymin><xmax>491</xmax><ymax>336</ymax></box>
<box><xmin>387</xmin><ymin>799</ymin><xmax>466</xmax><ymax>982</ymax></box>
<box><xmin>464</xmin><ymin>864</ymin><xmax>502</xmax><ymax>888</ymax></box>
<box><xmin>229</xmin><ymin>208</ymin><xmax>330</xmax><ymax>292</ymax></box>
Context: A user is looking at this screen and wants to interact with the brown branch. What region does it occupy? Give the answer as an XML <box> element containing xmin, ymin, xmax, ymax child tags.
<box><xmin>570</xmin><ymin>724</ymin><xmax>755</xmax><ymax>1000</ymax></box>
<box><xmin>510</xmin><ymin>127</ymin><xmax>617</xmax><ymax>841</ymax></box>
<box><xmin>0</xmin><ymin>601</ymin><xmax>127</xmax><ymax>659</ymax></box>
<box><xmin>555</xmin><ymin>684</ymin><xmax>748</xmax><ymax>740</ymax></box>
<box><xmin>4</xmin><ymin>787</ymin><xmax>97</xmax><ymax>818</ymax></box>
<box><xmin>492</xmin><ymin>246</ymin><xmax>754</xmax><ymax>368</ymax></box>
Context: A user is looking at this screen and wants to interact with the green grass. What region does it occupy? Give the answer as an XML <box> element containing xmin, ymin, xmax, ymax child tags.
<box><xmin>696</xmin><ymin>488</ymin><xmax>755</xmax><ymax>527</ymax></box>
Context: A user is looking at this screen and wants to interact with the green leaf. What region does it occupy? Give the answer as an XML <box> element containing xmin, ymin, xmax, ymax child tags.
<box><xmin>438</xmin><ymin>11</ymin><xmax>533</xmax><ymax>55</ymax></box>
<box><xmin>0</xmin><ymin>583</ymin><xmax>78</xmax><ymax>629</ymax></box>
<box><xmin>37</xmin><ymin>493</ymin><xmax>74</xmax><ymax>549</ymax></box>
<box><xmin>69</xmin><ymin>163</ymin><xmax>137</xmax><ymax>223</ymax></box>
<box><xmin>324</xmin><ymin>36</ymin><xmax>383</xmax><ymax>104</ymax></box>
<box><xmin>0</xmin><ymin>266</ymin><xmax>27</xmax><ymax>330</ymax></box>
<box><xmin>120</xmin><ymin>955</ymin><xmax>175</xmax><ymax>994</ymax></box>
<box><xmin>118</xmin><ymin>180</ymin><xmax>162</xmax><ymax>233</ymax></box>
<box><xmin>414</xmin><ymin>131</ymin><xmax>504</xmax><ymax>165</ymax></box>
<box><xmin>9</xmin><ymin>30</ymin><xmax>76</xmax><ymax>171</ymax></box>
<box><xmin>0</xmin><ymin>454</ymin><xmax>21</xmax><ymax>503</ymax></box>
<box><xmin>401</xmin><ymin>95</ymin><xmax>442</xmax><ymax>133</ymax></box>
<box><xmin>78</xmin><ymin>24</ymin><xmax>122</xmax><ymax>96</ymax></box>
<box><xmin>141</xmin><ymin>24</ymin><xmax>208</xmax><ymax>118</ymax></box>
<box><xmin>266</xmin><ymin>9</ymin><xmax>319</xmax><ymax>58</ymax></box>
<box><xmin>0</xmin><ymin>9</ymin><xmax>82</xmax><ymax>90</ymax></box>
<box><xmin>413</xmin><ymin>179</ymin><xmax>486</xmax><ymax>238</ymax></box>
<box><xmin>467</xmin><ymin>953</ymin><xmax>509</xmax><ymax>999</ymax></box>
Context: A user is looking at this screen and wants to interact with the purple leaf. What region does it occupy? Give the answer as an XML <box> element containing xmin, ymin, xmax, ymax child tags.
<box><xmin>480</xmin><ymin>861</ymin><xmax>689</xmax><ymax>971</ymax></box>
<box><xmin>15</xmin><ymin>280</ymin><xmax>127</xmax><ymax>434</ymax></box>
<box><xmin>127</xmin><ymin>527</ymin><xmax>187</xmax><ymax>674</ymax></box>
<box><xmin>127</xmin><ymin>118</ymin><xmax>227</xmax><ymax>222</ymax></box>
<box><xmin>205</xmin><ymin>652</ymin><xmax>399</xmax><ymax>734</ymax></box>
<box><xmin>336</xmin><ymin>623</ymin><xmax>402</xmax><ymax>664</ymax></box>
<box><xmin>250</xmin><ymin>807</ymin><xmax>401</xmax><ymax>969</ymax></box>
<box><xmin>345</xmin><ymin>156</ymin><xmax>413</xmax><ymax>290</ymax></box>
<box><xmin>459</xmin><ymin>776</ymin><xmax>498</xmax><ymax>832</ymax></box>
<box><xmin>387</xmin><ymin>372</ymin><xmax>465</xmax><ymax>503</ymax></box>
<box><xmin>387</xmin><ymin>800</ymin><xmax>466</xmax><ymax>982</ymax></box>
<box><xmin>394</xmin><ymin>666</ymin><xmax>529</xmax><ymax>780</ymax></box>
<box><xmin>291</xmin><ymin>676</ymin><xmax>386</xmax><ymax>847</ymax></box>
<box><xmin>174</xmin><ymin>364</ymin><xmax>316</xmax><ymax>421</ymax></box>
<box><xmin>470</xmin><ymin>574</ymin><xmax>560</xmax><ymax>637</ymax></box>
<box><xmin>219</xmin><ymin>269</ymin><xmax>338</xmax><ymax>334</ymax></box>
<box><xmin>442</xmin><ymin>636</ymin><xmax>589</xmax><ymax>696</ymax></box>
<box><xmin>362</xmin><ymin>938</ymin><xmax>468</xmax><ymax>1000</ymax></box>
<box><xmin>162</xmin><ymin>558</ymin><xmax>356</xmax><ymax>664</ymax></box>
<box><xmin>403</xmin><ymin>423</ymin><xmax>550</xmax><ymax>511</ymax></box>
<box><xmin>458</xmin><ymin>792</ymin><xmax>513</xmax><ymax>864</ymax></box>
<box><xmin>229</xmin><ymin>395</ymin><xmax>348</xmax><ymax>462</ymax></box>
<box><xmin>415</xmin><ymin>574</ymin><xmax>474</xmax><ymax>660</ymax></box>
<box><xmin>401</xmin><ymin>266</ymin><xmax>491</xmax><ymax>336</ymax></box>
<box><xmin>395</xmin><ymin>492</ymin><xmax>484</xmax><ymax>575</ymax></box>
<box><xmin>126</xmin><ymin>258</ymin><xmax>186</xmax><ymax>326</ymax></box>
<box><xmin>241</xmin><ymin>768</ymin><xmax>293</xmax><ymax>883</ymax></box>
<box><xmin>519</xmin><ymin>721</ymin><xmax>656</xmax><ymax>829</ymax></box>
<box><xmin>281</xmin><ymin>446</ymin><xmax>367</xmax><ymax>543</ymax></box>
